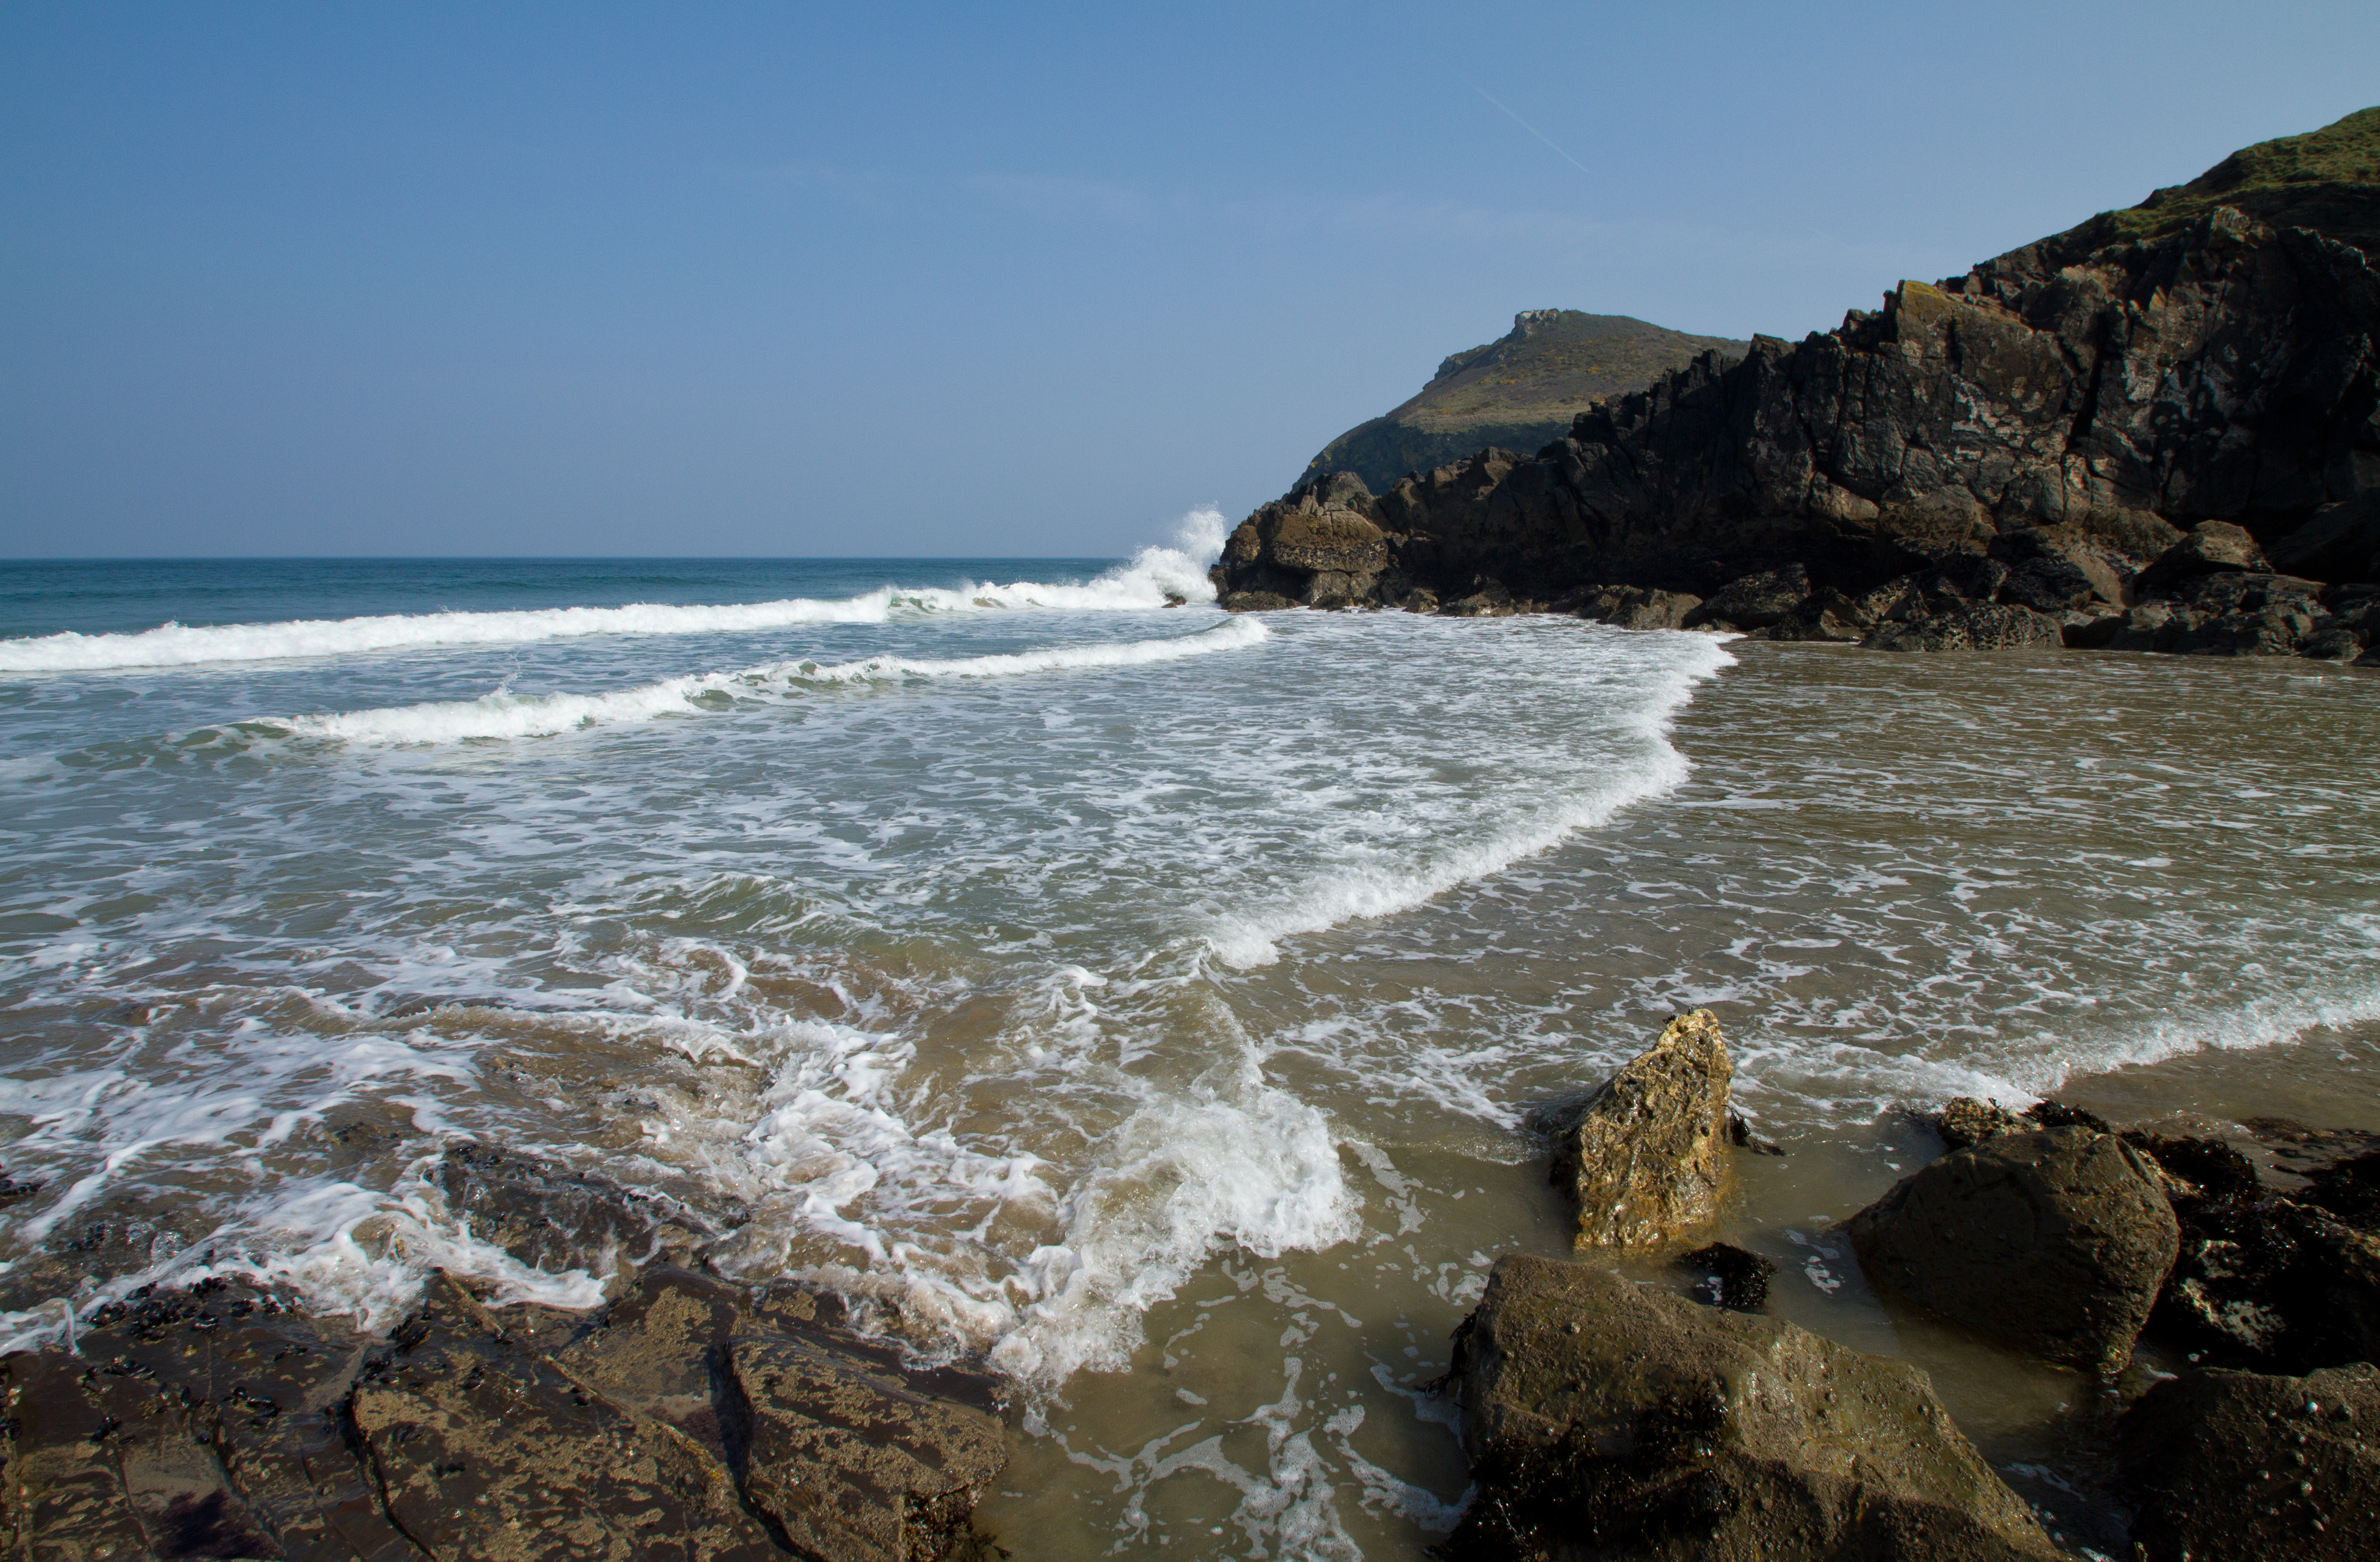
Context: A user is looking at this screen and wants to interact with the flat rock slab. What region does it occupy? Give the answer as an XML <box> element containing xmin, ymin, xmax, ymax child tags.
<box><xmin>1553</xmin><ymin>1010</ymin><xmax>1733</xmax><ymax>1251</ymax></box>
<box><xmin>2118</xmin><ymin>1362</ymin><xmax>2380</xmax><ymax>1561</ymax></box>
<box><xmin>1442</xmin><ymin>1254</ymin><xmax>2059</xmax><ymax>1561</ymax></box>
<box><xmin>0</xmin><ymin>1268</ymin><xmax>1007</xmax><ymax>1562</ymax></box>
<box><xmin>1848</xmin><ymin>1126</ymin><xmax>2178</xmax><ymax>1371</ymax></box>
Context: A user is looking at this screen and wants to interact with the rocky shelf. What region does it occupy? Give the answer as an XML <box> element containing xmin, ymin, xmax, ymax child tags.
<box><xmin>0</xmin><ymin>1145</ymin><xmax>1008</xmax><ymax>1562</ymax></box>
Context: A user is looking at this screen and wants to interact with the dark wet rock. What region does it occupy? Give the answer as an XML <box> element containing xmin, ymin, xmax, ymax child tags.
<box><xmin>3</xmin><ymin>1281</ymin><xmax>413</xmax><ymax>1561</ymax></box>
<box><xmin>1215</xmin><ymin>471</ymin><xmax>1391</xmax><ymax>609</ymax></box>
<box><xmin>1217</xmin><ymin>125</ymin><xmax>2380</xmax><ymax>660</ymax></box>
<box><xmin>1847</xmin><ymin>1126</ymin><xmax>2179</xmax><ymax>1371</ymax></box>
<box><xmin>2024</xmin><ymin>1099</ymin><xmax>2114</xmax><ymax>1135</ymax></box>
<box><xmin>0</xmin><ymin>1172</ymin><xmax>42</xmax><ymax>1203</ymax></box>
<box><xmin>1676</xmin><ymin>1244</ymin><xmax>1775</xmax><ymax>1312</ymax></box>
<box><xmin>1933</xmin><ymin>1097</ymin><xmax>2028</xmax><ymax>1151</ymax></box>
<box><xmin>1218</xmin><ymin>589</ymin><xmax>1296</xmax><ymax>612</ymax></box>
<box><xmin>1439</xmin><ymin>1254</ymin><xmax>2059</xmax><ymax>1561</ymax></box>
<box><xmin>1551</xmin><ymin>583</ymin><xmax>1705</xmax><ymax>630</ymax></box>
<box><xmin>1861</xmin><ymin>597</ymin><xmax>2066</xmax><ymax>652</ymax></box>
<box><xmin>2116</xmin><ymin>1362</ymin><xmax>2380</xmax><ymax>1562</ymax></box>
<box><xmin>1931</xmin><ymin>1097</ymin><xmax>2115</xmax><ymax>1152</ymax></box>
<box><xmin>0</xmin><ymin>1147</ymin><xmax>1009</xmax><ymax>1561</ymax></box>
<box><xmin>1683</xmin><ymin>564</ymin><xmax>1812</xmax><ymax>630</ymax></box>
<box><xmin>0</xmin><ymin>1194</ymin><xmax>207</xmax><ymax>1320</ymax></box>
<box><xmin>2302</xmin><ymin>1147</ymin><xmax>2380</xmax><ymax>1231</ymax></box>
<box><xmin>2125</xmin><ymin>1133</ymin><xmax>2380</xmax><ymax>1373</ymax></box>
<box><xmin>2136</xmin><ymin>518</ymin><xmax>2274</xmax><ymax>588</ymax></box>
<box><xmin>1442</xmin><ymin>577</ymin><xmax>1519</xmax><ymax>617</ymax></box>
<box><xmin>1549</xmin><ymin>1010</ymin><xmax>1734</xmax><ymax>1251</ymax></box>
<box><xmin>432</xmin><ymin>1140</ymin><xmax>719</xmax><ymax>1283</ymax></box>
<box><xmin>2273</xmin><ymin>490</ymin><xmax>2380</xmax><ymax>584</ymax></box>
<box><xmin>2120</xmin><ymin>1131</ymin><xmax>2261</xmax><ymax>1202</ymax></box>
<box><xmin>1725</xmin><ymin>1113</ymin><xmax>1783</xmax><ymax>1157</ymax></box>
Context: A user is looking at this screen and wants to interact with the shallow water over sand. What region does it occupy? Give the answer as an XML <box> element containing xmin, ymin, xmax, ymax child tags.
<box><xmin>3</xmin><ymin>552</ymin><xmax>2376</xmax><ymax>1556</ymax></box>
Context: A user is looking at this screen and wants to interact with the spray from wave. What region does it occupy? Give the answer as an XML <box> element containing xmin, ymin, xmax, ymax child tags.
<box><xmin>278</xmin><ymin>615</ymin><xmax>1270</xmax><ymax>745</ymax></box>
<box><xmin>0</xmin><ymin>508</ymin><xmax>1233</xmax><ymax>673</ymax></box>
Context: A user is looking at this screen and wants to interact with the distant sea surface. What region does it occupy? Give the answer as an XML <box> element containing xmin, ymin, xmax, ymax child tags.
<box><xmin>5</xmin><ymin>531</ymin><xmax>2378</xmax><ymax>1556</ymax></box>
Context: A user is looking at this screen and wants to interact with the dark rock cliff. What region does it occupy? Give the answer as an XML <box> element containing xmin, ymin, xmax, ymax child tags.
<box><xmin>1219</xmin><ymin>111</ymin><xmax>2380</xmax><ymax>662</ymax></box>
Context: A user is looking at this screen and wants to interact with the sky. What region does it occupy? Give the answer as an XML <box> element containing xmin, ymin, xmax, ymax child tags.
<box><xmin>5</xmin><ymin>2</ymin><xmax>2379</xmax><ymax>559</ymax></box>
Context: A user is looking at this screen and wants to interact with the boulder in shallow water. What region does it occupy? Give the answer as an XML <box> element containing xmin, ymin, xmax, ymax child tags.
<box><xmin>1440</xmin><ymin>1254</ymin><xmax>2060</xmax><ymax>1561</ymax></box>
<box><xmin>1551</xmin><ymin>1010</ymin><xmax>1733</xmax><ymax>1251</ymax></box>
<box><xmin>2117</xmin><ymin>1362</ymin><xmax>2380</xmax><ymax>1562</ymax></box>
<box><xmin>1847</xmin><ymin>1125</ymin><xmax>2178</xmax><ymax>1371</ymax></box>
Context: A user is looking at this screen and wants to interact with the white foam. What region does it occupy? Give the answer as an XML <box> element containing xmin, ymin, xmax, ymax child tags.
<box><xmin>0</xmin><ymin>509</ymin><xmax>1231</xmax><ymax>673</ymax></box>
<box><xmin>1205</xmin><ymin>631</ymin><xmax>1734</xmax><ymax>966</ymax></box>
<box><xmin>279</xmin><ymin>616</ymin><xmax>1269</xmax><ymax>745</ymax></box>
<box><xmin>987</xmin><ymin>1051</ymin><xmax>1359</xmax><ymax>1385</ymax></box>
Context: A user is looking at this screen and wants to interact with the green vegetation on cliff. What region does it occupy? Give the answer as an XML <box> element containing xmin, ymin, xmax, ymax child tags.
<box><xmin>2062</xmin><ymin>105</ymin><xmax>2380</xmax><ymax>257</ymax></box>
<box><xmin>1305</xmin><ymin>309</ymin><xmax>1747</xmax><ymax>494</ymax></box>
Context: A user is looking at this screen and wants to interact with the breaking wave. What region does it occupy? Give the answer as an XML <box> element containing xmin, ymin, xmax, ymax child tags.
<box><xmin>0</xmin><ymin>508</ymin><xmax>1231</xmax><ymax>673</ymax></box>
<box><xmin>279</xmin><ymin>615</ymin><xmax>1269</xmax><ymax>744</ymax></box>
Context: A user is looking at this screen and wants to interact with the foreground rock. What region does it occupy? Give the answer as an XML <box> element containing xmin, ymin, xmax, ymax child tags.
<box><xmin>2117</xmin><ymin>1362</ymin><xmax>2380</xmax><ymax>1561</ymax></box>
<box><xmin>1848</xmin><ymin>1126</ymin><xmax>2178</xmax><ymax>1371</ymax></box>
<box><xmin>0</xmin><ymin>1146</ymin><xmax>1008</xmax><ymax>1562</ymax></box>
<box><xmin>1549</xmin><ymin>1010</ymin><xmax>1733</xmax><ymax>1251</ymax></box>
<box><xmin>1440</xmin><ymin>1255</ymin><xmax>2059</xmax><ymax>1560</ymax></box>
<box><xmin>1214</xmin><ymin>110</ymin><xmax>2380</xmax><ymax>665</ymax></box>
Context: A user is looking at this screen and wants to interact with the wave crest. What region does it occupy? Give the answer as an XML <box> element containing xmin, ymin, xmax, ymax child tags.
<box><xmin>282</xmin><ymin>615</ymin><xmax>1270</xmax><ymax>745</ymax></box>
<box><xmin>0</xmin><ymin>508</ymin><xmax>1231</xmax><ymax>673</ymax></box>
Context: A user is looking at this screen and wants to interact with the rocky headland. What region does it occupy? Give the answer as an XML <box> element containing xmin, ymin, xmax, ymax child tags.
<box><xmin>1304</xmin><ymin>310</ymin><xmax>1750</xmax><ymax>498</ymax></box>
<box><xmin>1218</xmin><ymin>108</ymin><xmax>2380</xmax><ymax>666</ymax></box>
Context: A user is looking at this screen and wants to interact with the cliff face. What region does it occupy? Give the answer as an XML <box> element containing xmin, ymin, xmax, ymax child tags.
<box><xmin>1218</xmin><ymin>114</ymin><xmax>2380</xmax><ymax>661</ymax></box>
<box><xmin>1302</xmin><ymin>309</ymin><xmax>1748</xmax><ymax>496</ymax></box>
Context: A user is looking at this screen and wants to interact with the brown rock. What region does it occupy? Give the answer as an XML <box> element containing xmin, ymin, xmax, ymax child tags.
<box><xmin>1441</xmin><ymin>1254</ymin><xmax>2060</xmax><ymax>1561</ymax></box>
<box><xmin>1848</xmin><ymin>1126</ymin><xmax>2180</xmax><ymax>1371</ymax></box>
<box><xmin>1551</xmin><ymin>1011</ymin><xmax>1733</xmax><ymax>1251</ymax></box>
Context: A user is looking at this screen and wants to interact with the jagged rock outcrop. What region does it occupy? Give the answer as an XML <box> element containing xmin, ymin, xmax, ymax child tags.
<box><xmin>1439</xmin><ymin>1255</ymin><xmax>2061</xmax><ymax>1561</ymax></box>
<box><xmin>1217</xmin><ymin>111</ymin><xmax>2380</xmax><ymax>661</ymax></box>
<box><xmin>1548</xmin><ymin>1010</ymin><xmax>1734</xmax><ymax>1251</ymax></box>
<box><xmin>0</xmin><ymin>1147</ymin><xmax>1008</xmax><ymax>1562</ymax></box>
<box><xmin>2116</xmin><ymin>1361</ymin><xmax>2380</xmax><ymax>1561</ymax></box>
<box><xmin>1847</xmin><ymin>1126</ymin><xmax>2179</xmax><ymax>1371</ymax></box>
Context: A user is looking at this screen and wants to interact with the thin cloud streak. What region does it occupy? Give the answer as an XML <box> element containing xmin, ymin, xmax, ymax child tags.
<box><xmin>1463</xmin><ymin>77</ymin><xmax>1599</xmax><ymax>181</ymax></box>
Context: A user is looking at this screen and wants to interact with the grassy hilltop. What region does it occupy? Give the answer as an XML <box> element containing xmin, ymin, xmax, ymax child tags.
<box><xmin>2062</xmin><ymin>105</ymin><xmax>2380</xmax><ymax>257</ymax></box>
<box><xmin>1305</xmin><ymin>309</ymin><xmax>1747</xmax><ymax>494</ymax></box>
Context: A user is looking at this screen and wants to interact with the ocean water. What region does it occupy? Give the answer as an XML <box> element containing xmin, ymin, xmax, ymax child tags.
<box><xmin>4</xmin><ymin>519</ymin><xmax>2378</xmax><ymax>1556</ymax></box>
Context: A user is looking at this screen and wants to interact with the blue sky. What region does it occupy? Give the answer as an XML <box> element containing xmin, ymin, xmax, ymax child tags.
<box><xmin>6</xmin><ymin>2</ymin><xmax>2378</xmax><ymax>558</ymax></box>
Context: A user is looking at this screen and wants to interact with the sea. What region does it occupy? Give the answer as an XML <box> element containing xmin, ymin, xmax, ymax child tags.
<box><xmin>4</xmin><ymin>516</ymin><xmax>2378</xmax><ymax>1557</ymax></box>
